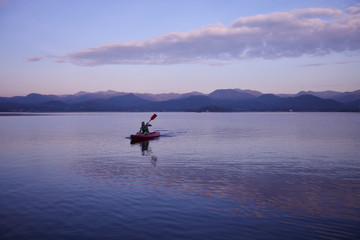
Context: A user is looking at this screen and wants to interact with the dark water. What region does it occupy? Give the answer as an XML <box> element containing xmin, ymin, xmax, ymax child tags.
<box><xmin>0</xmin><ymin>112</ymin><xmax>359</xmax><ymax>240</ymax></box>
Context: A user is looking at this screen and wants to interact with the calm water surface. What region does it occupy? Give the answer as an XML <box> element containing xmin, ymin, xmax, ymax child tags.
<box><xmin>0</xmin><ymin>112</ymin><xmax>359</xmax><ymax>240</ymax></box>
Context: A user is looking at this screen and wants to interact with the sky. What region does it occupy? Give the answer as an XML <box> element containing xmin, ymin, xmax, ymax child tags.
<box><xmin>1</xmin><ymin>0</ymin><xmax>360</xmax><ymax>97</ymax></box>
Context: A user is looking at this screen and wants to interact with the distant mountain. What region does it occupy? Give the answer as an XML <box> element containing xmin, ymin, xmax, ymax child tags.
<box><xmin>332</xmin><ymin>90</ymin><xmax>360</xmax><ymax>103</ymax></box>
<box><xmin>135</xmin><ymin>91</ymin><xmax>203</xmax><ymax>101</ymax></box>
<box><xmin>277</xmin><ymin>95</ymin><xmax>350</xmax><ymax>111</ymax></box>
<box><xmin>348</xmin><ymin>99</ymin><xmax>360</xmax><ymax>110</ymax></box>
<box><xmin>295</xmin><ymin>90</ymin><xmax>360</xmax><ymax>103</ymax></box>
<box><xmin>0</xmin><ymin>89</ymin><xmax>359</xmax><ymax>112</ymax></box>
<box><xmin>0</xmin><ymin>93</ymin><xmax>60</xmax><ymax>104</ymax></box>
<box><xmin>71</xmin><ymin>93</ymin><xmax>152</xmax><ymax>111</ymax></box>
<box><xmin>134</xmin><ymin>93</ymin><xmax>181</xmax><ymax>101</ymax></box>
<box><xmin>155</xmin><ymin>95</ymin><xmax>216</xmax><ymax>111</ymax></box>
<box><xmin>296</xmin><ymin>90</ymin><xmax>342</xmax><ymax>99</ymax></box>
<box><xmin>208</xmin><ymin>89</ymin><xmax>262</xmax><ymax>100</ymax></box>
<box><xmin>61</xmin><ymin>90</ymin><xmax>128</xmax><ymax>103</ymax></box>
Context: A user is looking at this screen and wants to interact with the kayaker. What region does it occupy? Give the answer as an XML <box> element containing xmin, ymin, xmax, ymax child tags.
<box><xmin>140</xmin><ymin>121</ymin><xmax>151</xmax><ymax>135</ymax></box>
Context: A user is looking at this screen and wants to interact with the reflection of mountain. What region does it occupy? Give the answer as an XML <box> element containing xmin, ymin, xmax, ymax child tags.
<box><xmin>74</xmin><ymin>155</ymin><xmax>359</xmax><ymax>221</ymax></box>
<box><xmin>1</xmin><ymin>89</ymin><xmax>359</xmax><ymax>112</ymax></box>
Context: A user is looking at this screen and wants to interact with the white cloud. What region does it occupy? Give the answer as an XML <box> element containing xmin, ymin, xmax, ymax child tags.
<box><xmin>30</xmin><ymin>6</ymin><xmax>360</xmax><ymax>66</ymax></box>
<box><xmin>347</xmin><ymin>5</ymin><xmax>360</xmax><ymax>15</ymax></box>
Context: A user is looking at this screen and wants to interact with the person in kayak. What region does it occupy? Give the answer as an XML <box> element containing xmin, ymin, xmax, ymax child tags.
<box><xmin>140</xmin><ymin>121</ymin><xmax>151</xmax><ymax>135</ymax></box>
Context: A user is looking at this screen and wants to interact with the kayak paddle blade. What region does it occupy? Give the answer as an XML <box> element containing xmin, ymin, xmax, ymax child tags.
<box><xmin>150</xmin><ymin>114</ymin><xmax>157</xmax><ymax>121</ymax></box>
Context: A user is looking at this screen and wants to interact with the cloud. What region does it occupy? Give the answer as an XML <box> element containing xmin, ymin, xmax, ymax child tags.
<box><xmin>347</xmin><ymin>6</ymin><xmax>360</xmax><ymax>15</ymax></box>
<box><xmin>27</xmin><ymin>56</ymin><xmax>46</xmax><ymax>62</ymax></box>
<box><xmin>301</xmin><ymin>60</ymin><xmax>360</xmax><ymax>67</ymax></box>
<box><xmin>27</xmin><ymin>55</ymin><xmax>55</xmax><ymax>62</ymax></box>
<box><xmin>30</xmin><ymin>6</ymin><xmax>360</xmax><ymax>66</ymax></box>
<box><xmin>0</xmin><ymin>0</ymin><xmax>10</xmax><ymax>7</ymax></box>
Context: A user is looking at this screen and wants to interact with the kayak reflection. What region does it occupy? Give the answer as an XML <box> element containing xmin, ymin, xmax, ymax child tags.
<box><xmin>130</xmin><ymin>139</ymin><xmax>158</xmax><ymax>166</ymax></box>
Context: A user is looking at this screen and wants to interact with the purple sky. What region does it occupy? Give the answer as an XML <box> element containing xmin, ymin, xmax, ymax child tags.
<box><xmin>1</xmin><ymin>0</ymin><xmax>360</xmax><ymax>97</ymax></box>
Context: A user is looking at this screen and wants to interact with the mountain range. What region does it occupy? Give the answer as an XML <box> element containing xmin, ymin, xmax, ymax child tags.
<box><xmin>0</xmin><ymin>89</ymin><xmax>359</xmax><ymax>112</ymax></box>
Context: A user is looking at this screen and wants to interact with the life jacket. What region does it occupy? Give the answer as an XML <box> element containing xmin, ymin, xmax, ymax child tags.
<box><xmin>141</xmin><ymin>125</ymin><xmax>149</xmax><ymax>133</ymax></box>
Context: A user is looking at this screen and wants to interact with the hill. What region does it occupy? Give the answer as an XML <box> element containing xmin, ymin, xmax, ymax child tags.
<box><xmin>0</xmin><ymin>89</ymin><xmax>359</xmax><ymax>112</ymax></box>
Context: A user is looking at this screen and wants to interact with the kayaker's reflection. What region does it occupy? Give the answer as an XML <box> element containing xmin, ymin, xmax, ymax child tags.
<box><xmin>131</xmin><ymin>140</ymin><xmax>158</xmax><ymax>167</ymax></box>
<box><xmin>140</xmin><ymin>140</ymin><xmax>150</xmax><ymax>155</ymax></box>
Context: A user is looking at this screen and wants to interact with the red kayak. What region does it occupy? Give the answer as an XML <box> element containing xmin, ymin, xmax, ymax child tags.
<box><xmin>130</xmin><ymin>132</ymin><xmax>160</xmax><ymax>140</ymax></box>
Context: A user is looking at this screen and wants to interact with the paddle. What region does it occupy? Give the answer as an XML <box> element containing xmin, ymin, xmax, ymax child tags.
<box><xmin>147</xmin><ymin>114</ymin><xmax>157</xmax><ymax>124</ymax></box>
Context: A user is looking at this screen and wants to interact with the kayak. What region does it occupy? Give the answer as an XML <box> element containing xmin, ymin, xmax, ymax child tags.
<box><xmin>130</xmin><ymin>132</ymin><xmax>160</xmax><ymax>140</ymax></box>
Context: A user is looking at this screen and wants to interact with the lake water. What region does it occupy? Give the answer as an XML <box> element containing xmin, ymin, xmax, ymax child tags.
<box><xmin>0</xmin><ymin>112</ymin><xmax>359</xmax><ymax>240</ymax></box>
